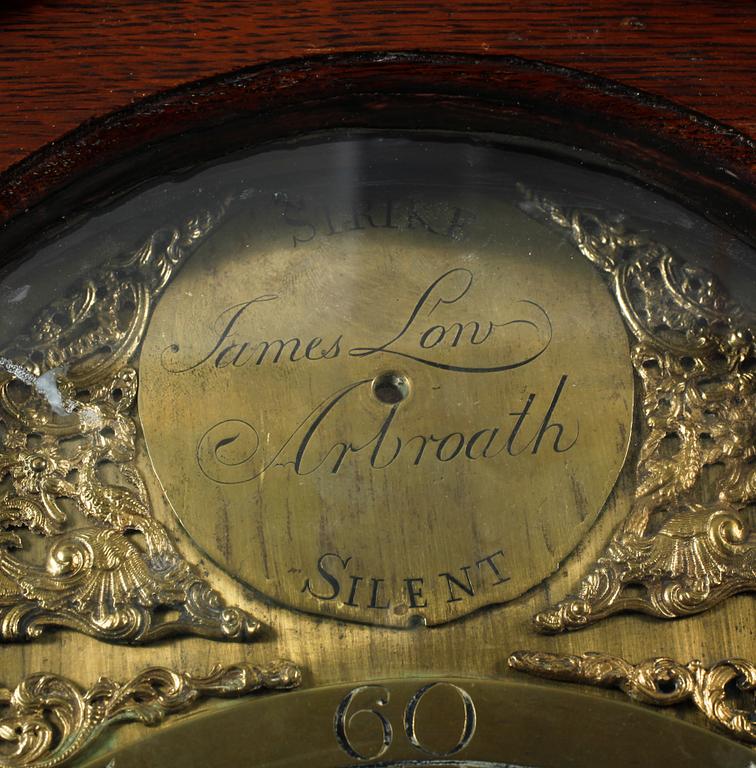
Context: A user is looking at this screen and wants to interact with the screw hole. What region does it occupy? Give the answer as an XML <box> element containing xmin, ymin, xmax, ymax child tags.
<box><xmin>371</xmin><ymin>372</ymin><xmax>410</xmax><ymax>405</ymax></box>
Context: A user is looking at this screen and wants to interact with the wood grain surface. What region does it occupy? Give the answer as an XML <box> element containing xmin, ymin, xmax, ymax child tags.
<box><xmin>0</xmin><ymin>0</ymin><xmax>755</xmax><ymax>174</ymax></box>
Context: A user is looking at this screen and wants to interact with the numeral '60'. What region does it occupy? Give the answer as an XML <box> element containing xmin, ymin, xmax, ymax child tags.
<box><xmin>334</xmin><ymin>682</ymin><xmax>476</xmax><ymax>760</ymax></box>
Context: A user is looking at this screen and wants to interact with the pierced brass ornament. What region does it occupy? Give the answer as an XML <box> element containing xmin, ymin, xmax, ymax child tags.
<box><xmin>508</xmin><ymin>651</ymin><xmax>756</xmax><ymax>745</ymax></box>
<box><xmin>520</xmin><ymin>187</ymin><xmax>756</xmax><ymax>633</ymax></box>
<box><xmin>0</xmin><ymin>206</ymin><xmax>260</xmax><ymax>642</ymax></box>
<box><xmin>0</xmin><ymin>660</ymin><xmax>301</xmax><ymax>768</ymax></box>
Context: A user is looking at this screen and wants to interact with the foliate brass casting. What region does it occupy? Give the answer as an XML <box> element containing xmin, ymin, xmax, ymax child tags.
<box><xmin>508</xmin><ymin>651</ymin><xmax>756</xmax><ymax>745</ymax></box>
<box><xmin>0</xmin><ymin>206</ymin><xmax>260</xmax><ymax>642</ymax></box>
<box><xmin>0</xmin><ymin>660</ymin><xmax>301</xmax><ymax>768</ymax></box>
<box><xmin>521</xmin><ymin>188</ymin><xmax>756</xmax><ymax>633</ymax></box>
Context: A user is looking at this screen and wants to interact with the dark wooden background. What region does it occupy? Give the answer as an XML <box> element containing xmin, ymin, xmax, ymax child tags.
<box><xmin>1</xmin><ymin>0</ymin><xmax>754</xmax><ymax>174</ymax></box>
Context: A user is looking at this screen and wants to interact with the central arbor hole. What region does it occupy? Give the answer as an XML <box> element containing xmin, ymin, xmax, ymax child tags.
<box><xmin>372</xmin><ymin>372</ymin><xmax>411</xmax><ymax>405</ymax></box>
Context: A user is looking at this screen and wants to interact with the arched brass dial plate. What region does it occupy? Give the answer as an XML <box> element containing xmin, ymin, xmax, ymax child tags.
<box><xmin>0</xmin><ymin>113</ymin><xmax>753</xmax><ymax>768</ymax></box>
<box><xmin>138</xmin><ymin>188</ymin><xmax>633</xmax><ymax>626</ymax></box>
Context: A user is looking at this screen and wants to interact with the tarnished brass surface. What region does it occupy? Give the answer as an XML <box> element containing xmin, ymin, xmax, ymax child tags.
<box><xmin>73</xmin><ymin>678</ymin><xmax>755</xmax><ymax>767</ymax></box>
<box><xmin>139</xmin><ymin>195</ymin><xmax>633</xmax><ymax>626</ymax></box>
<box><xmin>509</xmin><ymin>651</ymin><xmax>756</xmax><ymax>744</ymax></box>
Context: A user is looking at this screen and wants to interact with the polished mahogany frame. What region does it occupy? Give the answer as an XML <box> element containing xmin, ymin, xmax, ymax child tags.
<box><xmin>0</xmin><ymin>53</ymin><xmax>753</xmax><ymax>263</ymax></box>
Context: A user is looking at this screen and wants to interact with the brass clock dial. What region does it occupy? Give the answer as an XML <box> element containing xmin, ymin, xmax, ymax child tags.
<box><xmin>138</xmin><ymin>178</ymin><xmax>633</xmax><ymax>627</ymax></box>
<box><xmin>0</xmin><ymin>112</ymin><xmax>753</xmax><ymax>767</ymax></box>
